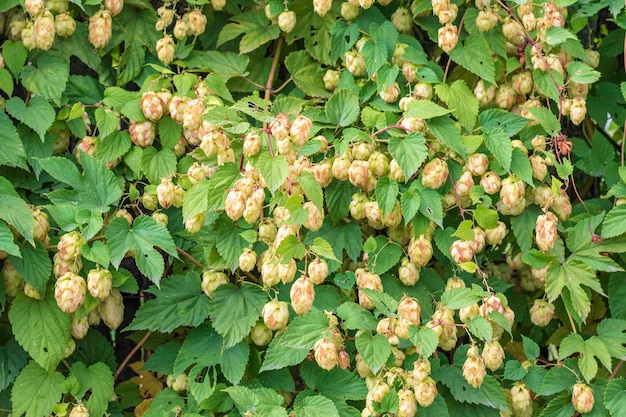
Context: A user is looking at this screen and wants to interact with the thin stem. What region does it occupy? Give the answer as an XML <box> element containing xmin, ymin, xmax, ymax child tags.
<box><xmin>265</xmin><ymin>37</ymin><xmax>285</xmax><ymax>102</ymax></box>
<box><xmin>262</xmin><ymin>37</ymin><xmax>285</xmax><ymax>157</ymax></box>
<box><xmin>610</xmin><ymin>360</ymin><xmax>624</xmax><ymax>380</ymax></box>
<box><xmin>565</xmin><ymin>307</ymin><xmax>578</xmax><ymax>334</ymax></box>
<box><xmin>114</xmin><ymin>330</ymin><xmax>152</xmax><ymax>381</ymax></box>
<box><xmin>443</xmin><ymin>16</ymin><xmax>465</xmax><ymax>83</ymax></box>
<box><xmin>272</xmin><ymin>77</ymin><xmax>293</xmax><ymax>94</ymax></box>
<box><xmin>621</xmin><ymin>121</ymin><xmax>626</xmax><ymax>166</ymax></box>
<box><xmin>370</xmin><ymin>124</ymin><xmax>411</xmax><ymax>139</ymax></box>
<box><xmin>176</xmin><ymin>246</ymin><xmax>204</xmax><ymax>269</ymax></box>
<box><xmin>242</xmin><ymin>76</ymin><xmax>265</xmax><ymax>90</ymax></box>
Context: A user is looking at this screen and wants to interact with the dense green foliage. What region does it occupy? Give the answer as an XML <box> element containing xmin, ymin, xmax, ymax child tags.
<box><xmin>2</xmin><ymin>0</ymin><xmax>626</xmax><ymax>416</ymax></box>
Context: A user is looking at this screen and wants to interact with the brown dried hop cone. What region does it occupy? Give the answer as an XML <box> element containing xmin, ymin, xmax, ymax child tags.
<box><xmin>55</xmin><ymin>272</ymin><xmax>87</xmax><ymax>314</ymax></box>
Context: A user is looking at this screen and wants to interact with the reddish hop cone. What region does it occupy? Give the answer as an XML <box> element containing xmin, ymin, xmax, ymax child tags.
<box><xmin>572</xmin><ymin>383</ymin><xmax>594</xmax><ymax>414</ymax></box>
<box><xmin>88</xmin><ymin>10</ymin><xmax>112</xmax><ymax>49</ymax></box>
<box><xmin>290</xmin><ymin>276</ymin><xmax>315</xmax><ymax>315</ymax></box>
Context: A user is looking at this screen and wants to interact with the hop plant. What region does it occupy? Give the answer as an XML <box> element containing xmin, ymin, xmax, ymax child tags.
<box><xmin>55</xmin><ymin>273</ymin><xmax>87</xmax><ymax>314</ymax></box>
<box><xmin>88</xmin><ymin>10</ymin><xmax>112</xmax><ymax>49</ymax></box>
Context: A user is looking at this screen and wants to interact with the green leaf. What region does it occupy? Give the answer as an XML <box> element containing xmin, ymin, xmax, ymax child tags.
<box><xmin>97</xmin><ymin>131</ymin><xmax>131</xmax><ymax>163</ymax></box>
<box><xmin>367</xmin><ymin>238</ymin><xmax>400</xmax><ymax>276</ymax></box>
<box><xmin>0</xmin><ymin>221</ymin><xmax>20</xmax><ymax>258</ymax></box>
<box><xmin>294</xmin><ymin>395</ymin><xmax>339</xmax><ymax>417</ymax></box>
<box><xmin>483</xmin><ymin>128</ymin><xmax>512</xmax><ymax>171</ymax></box>
<box><xmin>141</xmin><ymin>147</ymin><xmax>177</xmax><ymax>185</ymax></box>
<box><xmin>103</xmin><ymin>87</ymin><xmax>139</xmax><ymax>111</ymax></box>
<box><xmin>3</xmin><ymin>41</ymin><xmax>27</xmax><ymax>78</ymax></box>
<box><xmin>326</xmin><ymin>180</ymin><xmax>358</xmax><ymax>223</ymax></box>
<box><xmin>157</xmin><ymin>117</ymin><xmax>182</xmax><ymax>149</ymax></box>
<box><xmin>546</xmin><ymin>259</ymin><xmax>604</xmax><ymax>321</ymax></box>
<box><xmin>597</xmin><ymin>318</ymin><xmax>626</xmax><ymax>360</ymax></box>
<box><xmin>406</xmin><ymin>100</ymin><xmax>450</xmax><ymax>119</ymax></box>
<box><xmin>330</xmin><ymin>21</ymin><xmax>359</xmax><ymax>62</ymax></box>
<box><xmin>442</xmin><ymin>287</ymin><xmax>483</xmax><ymax>310</ymax></box>
<box><xmin>94</xmin><ymin>108</ymin><xmax>119</xmax><ymax>140</ymax></box>
<box><xmin>0</xmin><ymin>68</ymin><xmax>13</xmax><ymax>96</ymax></box>
<box><xmin>183</xmin><ymin>180</ymin><xmax>210</xmax><ymax>221</ymax></box>
<box><xmin>479</xmin><ymin>109</ymin><xmax>529</xmax><ymax>137</ymax></box>
<box><xmin>467</xmin><ymin>316</ymin><xmax>493</xmax><ymax>343</ymax></box>
<box><xmin>434</xmin><ymin>79</ymin><xmax>479</xmax><ymax>131</ymax></box>
<box><xmin>361</xmin><ymin>22</ymin><xmax>398</xmax><ymax>76</ymax></box>
<box><xmin>70</xmin><ymin>362</ymin><xmax>114</xmax><ymax>417</ymax></box>
<box><xmin>143</xmin><ymin>342</ymin><xmax>180</xmax><ymax>375</ymax></box>
<box><xmin>604</xmin><ymin>378</ymin><xmax>626</xmax><ymax>416</ymax></box>
<box><xmin>0</xmin><ymin>192</ymin><xmax>33</xmax><ymax>245</ymax></box>
<box><xmin>11</xmin><ymin>362</ymin><xmax>64</xmax><ymax>417</ymax></box>
<box><xmin>510</xmin><ymin>205</ymin><xmax>543</xmax><ymax>253</ymax></box>
<box><xmin>602</xmin><ymin>205</ymin><xmax>626</xmax><ymax>238</ymax></box>
<box><xmin>558</xmin><ymin>333</ymin><xmax>611</xmax><ymax>382</ymax></box>
<box><xmin>325</xmin><ymin>89</ymin><xmax>360</xmax><ymax>127</ymax></box>
<box><xmin>401</xmin><ymin>187</ymin><xmax>421</xmax><ymax>224</ymax></box>
<box><xmin>126</xmin><ymin>272</ymin><xmax>210</xmax><ymax>333</ymax></box>
<box><xmin>208</xmin><ymin>283</ymin><xmax>269</xmax><ymax>349</ymax></box>
<box><xmin>276</xmin><ymin>235</ymin><xmax>306</xmax><ymax>261</ymax></box>
<box><xmin>426</xmin><ymin>116</ymin><xmax>467</xmax><ymax>159</ymax></box>
<box><xmin>567</xmin><ymin>61</ymin><xmax>601</xmax><ymax>84</ymax></box>
<box><xmin>355</xmin><ymin>332</ymin><xmax>392</xmax><ymax>374</ymax></box>
<box><xmin>452</xmin><ymin>220</ymin><xmax>476</xmax><ymax>241</ymax></box>
<box><xmin>305</xmin><ymin>220</ymin><xmax>363</xmax><ymax>261</ymax></box>
<box><xmin>609</xmin><ymin>274</ymin><xmax>626</xmax><ymax>319</ymax></box>
<box><xmin>173</xmin><ymin>325</ymin><xmax>221</xmax><ymax>375</ymax></box>
<box><xmin>208</xmin><ymin>163</ymin><xmax>241</xmax><ymax>211</ymax></box>
<box><xmin>511</xmin><ymin>147</ymin><xmax>534</xmax><ymax>185</ymax></box>
<box><xmin>336</xmin><ymin>302</ymin><xmax>378</xmax><ymax>331</ymax></box>
<box><xmin>522</xmin><ymin>335</ymin><xmax>540</xmax><ymax>361</ymax></box>
<box><xmin>68</xmin><ymin>331</ymin><xmax>117</xmax><ymax>373</ymax></box>
<box><xmin>545</xmin><ymin>26</ymin><xmax>577</xmax><ymax>46</ymax></box>
<box><xmin>388</xmin><ymin>133</ymin><xmax>428</xmax><ymax>180</ymax></box>
<box><xmin>105</xmin><ymin>216</ymin><xmax>177</xmax><ymax>285</ymax></box>
<box><xmin>9</xmin><ymin>293</ymin><xmax>71</xmax><ymax>372</ymax></box>
<box><xmin>408</xmin><ymin>326</ymin><xmax>439</xmax><ymax>357</ymax></box>
<box><xmin>360</xmin><ymin>289</ymin><xmax>399</xmax><ymax>317</ymax></box>
<box><xmin>449</xmin><ymin>34</ymin><xmax>496</xmax><ymax>84</ymax></box>
<box><xmin>303</xmin><ymin>366</ymin><xmax>367</xmax><ymax>400</ymax></box>
<box><xmin>221</xmin><ymin>341</ymin><xmax>250</xmax><ymax>385</ymax></box>
<box><xmin>9</xmin><ymin>243</ymin><xmax>51</xmax><ymax>295</ymax></box>
<box><xmin>539</xmin><ymin>393</ymin><xmax>576</xmax><ymax>417</ymax></box>
<box><xmin>533</xmin><ymin>69</ymin><xmax>564</xmax><ymax>102</ymax></box>
<box><xmin>419</xmin><ymin>187</ymin><xmax>444</xmax><ymax>228</ymax></box>
<box><xmin>256</xmin><ymin>152</ymin><xmax>289</xmax><ymax>194</ymax></box>
<box><xmin>225</xmin><ymin>386</ymin><xmax>284</xmax><ymax>416</ymax></box>
<box><xmin>215</xmin><ymin>219</ymin><xmax>250</xmax><ymax>270</ymax></box>
<box><xmin>217</xmin><ymin>10</ymin><xmax>281</xmax><ymax>54</ymax></box>
<box><xmin>260</xmin><ymin>311</ymin><xmax>329</xmax><ymax>372</ymax></box>
<box><xmin>285</xmin><ymin>51</ymin><xmax>331</xmax><ymax>98</ymax></box>
<box><xmin>439</xmin><ymin>365</ymin><xmax>508</xmax><ymax>411</ymax></box>
<box><xmin>524</xmin><ymin>107</ymin><xmax>561</xmax><ymax>137</ymax></box>
<box><xmin>0</xmin><ymin>110</ymin><xmax>27</xmax><ymax>169</ymax></box>
<box><xmin>20</xmin><ymin>55</ymin><xmax>69</xmax><ymax>105</ymax></box>
<box><xmin>504</xmin><ymin>360</ymin><xmax>527</xmax><ymax>381</ymax></box>
<box><xmin>538</xmin><ymin>366</ymin><xmax>577</xmax><ymax>395</ymax></box>
<box><xmin>0</xmin><ymin>339</ymin><xmax>27</xmax><ymax>391</ymax></box>
<box><xmin>310</xmin><ymin>237</ymin><xmax>340</xmax><ymax>262</ymax></box>
<box><xmin>299</xmin><ymin>171</ymin><xmax>324</xmax><ymax>211</ymax></box>
<box><xmin>375</xmin><ymin>177</ymin><xmax>399</xmax><ymax>215</ymax></box>
<box><xmin>474</xmin><ymin>206</ymin><xmax>498</xmax><ymax>229</ymax></box>
<box><xmin>5</xmin><ymin>96</ymin><xmax>55</xmax><ymax>142</ymax></box>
